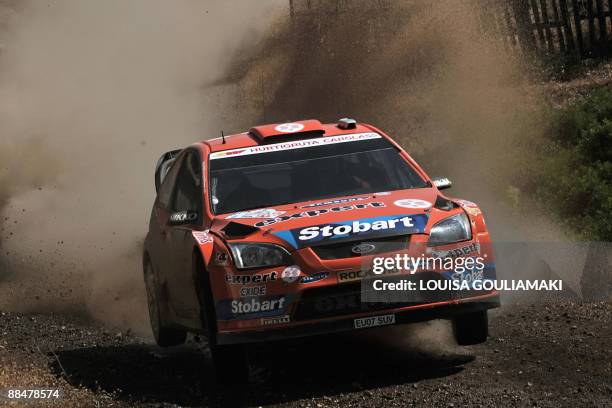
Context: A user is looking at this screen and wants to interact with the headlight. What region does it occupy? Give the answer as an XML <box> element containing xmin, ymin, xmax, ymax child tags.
<box><xmin>228</xmin><ymin>243</ymin><xmax>292</xmax><ymax>269</ymax></box>
<box><xmin>428</xmin><ymin>213</ymin><xmax>472</xmax><ymax>246</ymax></box>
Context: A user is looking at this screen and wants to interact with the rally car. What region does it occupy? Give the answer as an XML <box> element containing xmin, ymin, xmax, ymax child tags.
<box><xmin>143</xmin><ymin>118</ymin><xmax>500</xmax><ymax>382</ymax></box>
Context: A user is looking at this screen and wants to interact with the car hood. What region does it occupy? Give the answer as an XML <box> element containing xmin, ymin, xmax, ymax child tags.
<box><xmin>210</xmin><ymin>188</ymin><xmax>457</xmax><ymax>249</ymax></box>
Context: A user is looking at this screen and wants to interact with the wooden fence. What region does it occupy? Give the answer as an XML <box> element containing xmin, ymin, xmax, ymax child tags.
<box><xmin>289</xmin><ymin>0</ymin><xmax>612</xmax><ymax>59</ymax></box>
<box><xmin>484</xmin><ymin>0</ymin><xmax>612</xmax><ymax>58</ymax></box>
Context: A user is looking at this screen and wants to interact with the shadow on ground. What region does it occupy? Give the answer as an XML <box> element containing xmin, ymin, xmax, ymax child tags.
<box><xmin>50</xmin><ymin>325</ymin><xmax>474</xmax><ymax>406</ymax></box>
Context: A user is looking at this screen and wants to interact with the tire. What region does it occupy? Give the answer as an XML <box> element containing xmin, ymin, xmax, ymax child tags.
<box><xmin>452</xmin><ymin>310</ymin><xmax>489</xmax><ymax>345</ymax></box>
<box><xmin>144</xmin><ymin>261</ymin><xmax>187</xmax><ymax>347</ymax></box>
<box><xmin>193</xmin><ymin>252</ymin><xmax>249</xmax><ymax>384</ymax></box>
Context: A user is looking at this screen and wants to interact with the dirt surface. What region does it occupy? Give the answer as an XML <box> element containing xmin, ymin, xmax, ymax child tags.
<box><xmin>539</xmin><ymin>61</ymin><xmax>612</xmax><ymax>108</ymax></box>
<box><xmin>0</xmin><ymin>300</ymin><xmax>610</xmax><ymax>407</ymax></box>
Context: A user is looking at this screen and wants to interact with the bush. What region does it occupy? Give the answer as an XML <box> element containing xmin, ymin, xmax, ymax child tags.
<box><xmin>534</xmin><ymin>87</ymin><xmax>612</xmax><ymax>240</ymax></box>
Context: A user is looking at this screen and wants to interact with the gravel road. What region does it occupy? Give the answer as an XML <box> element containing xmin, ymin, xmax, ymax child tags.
<box><xmin>1</xmin><ymin>299</ymin><xmax>610</xmax><ymax>407</ymax></box>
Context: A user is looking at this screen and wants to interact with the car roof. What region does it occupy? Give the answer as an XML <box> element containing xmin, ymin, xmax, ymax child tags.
<box><xmin>200</xmin><ymin>120</ymin><xmax>383</xmax><ymax>153</ymax></box>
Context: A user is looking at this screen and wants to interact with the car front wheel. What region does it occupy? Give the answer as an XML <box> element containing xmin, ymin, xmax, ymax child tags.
<box><xmin>144</xmin><ymin>261</ymin><xmax>186</xmax><ymax>347</ymax></box>
<box><xmin>193</xmin><ymin>253</ymin><xmax>249</xmax><ymax>384</ymax></box>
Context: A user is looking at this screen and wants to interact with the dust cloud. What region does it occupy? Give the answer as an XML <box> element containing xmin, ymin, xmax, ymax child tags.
<box><xmin>220</xmin><ymin>0</ymin><xmax>588</xmax><ymax>349</ymax></box>
<box><xmin>225</xmin><ymin>1</ymin><xmax>591</xmax><ymax>293</ymax></box>
<box><xmin>0</xmin><ymin>0</ymin><xmax>286</xmax><ymax>333</ymax></box>
<box><xmin>226</xmin><ymin>0</ymin><xmax>538</xmax><ymax>197</ymax></box>
<box><xmin>0</xmin><ymin>0</ymin><xmax>596</xmax><ymax>341</ymax></box>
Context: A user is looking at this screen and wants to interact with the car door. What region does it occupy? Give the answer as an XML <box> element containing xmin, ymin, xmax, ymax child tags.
<box><xmin>164</xmin><ymin>150</ymin><xmax>204</xmax><ymax>326</ymax></box>
<box><xmin>148</xmin><ymin>151</ymin><xmax>183</xmax><ymax>310</ymax></box>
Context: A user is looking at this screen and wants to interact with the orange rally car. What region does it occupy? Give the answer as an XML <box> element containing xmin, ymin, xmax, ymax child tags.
<box><xmin>143</xmin><ymin>118</ymin><xmax>499</xmax><ymax>382</ymax></box>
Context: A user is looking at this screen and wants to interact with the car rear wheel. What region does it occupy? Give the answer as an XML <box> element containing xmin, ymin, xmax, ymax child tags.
<box><xmin>452</xmin><ymin>310</ymin><xmax>489</xmax><ymax>345</ymax></box>
<box><xmin>144</xmin><ymin>262</ymin><xmax>186</xmax><ymax>347</ymax></box>
<box><xmin>193</xmin><ymin>253</ymin><xmax>249</xmax><ymax>384</ymax></box>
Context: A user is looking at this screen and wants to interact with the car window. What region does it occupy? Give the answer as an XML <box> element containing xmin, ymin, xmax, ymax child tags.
<box><xmin>171</xmin><ymin>151</ymin><xmax>202</xmax><ymax>214</ymax></box>
<box><xmin>157</xmin><ymin>156</ymin><xmax>182</xmax><ymax>209</ymax></box>
<box><xmin>209</xmin><ymin>136</ymin><xmax>427</xmax><ymax>214</ymax></box>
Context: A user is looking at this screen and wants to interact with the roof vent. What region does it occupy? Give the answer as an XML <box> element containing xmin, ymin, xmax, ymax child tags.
<box><xmin>337</xmin><ymin>118</ymin><xmax>357</xmax><ymax>130</ymax></box>
<box><xmin>249</xmin><ymin>119</ymin><xmax>325</xmax><ymax>142</ymax></box>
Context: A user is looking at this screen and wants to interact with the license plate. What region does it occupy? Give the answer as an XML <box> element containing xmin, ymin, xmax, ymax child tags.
<box><xmin>354</xmin><ymin>314</ymin><xmax>395</xmax><ymax>329</ymax></box>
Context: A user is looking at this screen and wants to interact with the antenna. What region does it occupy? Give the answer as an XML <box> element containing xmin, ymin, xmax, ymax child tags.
<box><xmin>221</xmin><ymin>130</ymin><xmax>226</xmax><ymax>144</ymax></box>
<box><xmin>260</xmin><ymin>71</ymin><xmax>266</xmax><ymax>123</ymax></box>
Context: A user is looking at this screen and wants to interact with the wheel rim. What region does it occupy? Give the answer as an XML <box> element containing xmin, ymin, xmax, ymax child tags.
<box><xmin>144</xmin><ymin>265</ymin><xmax>161</xmax><ymax>338</ymax></box>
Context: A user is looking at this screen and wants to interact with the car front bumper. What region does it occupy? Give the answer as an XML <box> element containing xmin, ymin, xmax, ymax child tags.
<box><xmin>216</xmin><ymin>292</ymin><xmax>500</xmax><ymax>345</ymax></box>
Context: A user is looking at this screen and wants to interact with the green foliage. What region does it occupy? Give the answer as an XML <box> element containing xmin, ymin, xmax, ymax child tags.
<box><xmin>534</xmin><ymin>87</ymin><xmax>612</xmax><ymax>240</ymax></box>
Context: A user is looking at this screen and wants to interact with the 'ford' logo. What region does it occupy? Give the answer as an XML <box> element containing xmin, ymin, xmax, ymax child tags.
<box><xmin>351</xmin><ymin>243</ymin><xmax>376</xmax><ymax>255</ymax></box>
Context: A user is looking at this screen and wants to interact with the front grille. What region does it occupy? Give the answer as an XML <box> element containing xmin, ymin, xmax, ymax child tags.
<box><xmin>293</xmin><ymin>272</ymin><xmax>489</xmax><ymax>321</ymax></box>
<box><xmin>311</xmin><ymin>235</ymin><xmax>410</xmax><ymax>260</ymax></box>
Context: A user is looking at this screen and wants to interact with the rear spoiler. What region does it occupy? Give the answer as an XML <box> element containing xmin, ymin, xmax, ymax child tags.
<box><xmin>154</xmin><ymin>149</ymin><xmax>182</xmax><ymax>193</ymax></box>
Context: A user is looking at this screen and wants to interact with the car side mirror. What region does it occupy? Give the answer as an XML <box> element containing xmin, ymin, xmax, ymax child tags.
<box><xmin>168</xmin><ymin>210</ymin><xmax>198</xmax><ymax>225</ymax></box>
<box><xmin>432</xmin><ymin>177</ymin><xmax>452</xmax><ymax>190</ymax></box>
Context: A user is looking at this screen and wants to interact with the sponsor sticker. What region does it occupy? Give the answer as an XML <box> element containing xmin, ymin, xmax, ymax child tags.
<box><xmin>281</xmin><ymin>265</ymin><xmax>301</xmax><ymax>283</ymax></box>
<box><xmin>439</xmin><ymin>261</ymin><xmax>493</xmax><ymax>290</ymax></box>
<box><xmin>354</xmin><ymin>314</ymin><xmax>395</xmax><ymax>329</ymax></box>
<box><xmin>337</xmin><ymin>267</ymin><xmax>401</xmax><ymax>284</ymax></box>
<box><xmin>301</xmin><ymin>196</ymin><xmax>369</xmax><ymax>208</ymax></box>
<box><xmin>429</xmin><ymin>242</ymin><xmax>480</xmax><ymax>259</ymax></box>
<box><xmin>433</xmin><ymin>178</ymin><xmax>451</xmax><ymax>188</ymax></box>
<box><xmin>274</xmin><ymin>214</ymin><xmax>429</xmax><ymax>249</ymax></box>
<box><xmin>393</xmin><ymin>199</ymin><xmax>432</xmax><ymax>209</ymax></box>
<box><xmin>226</xmin><ymin>208</ymin><xmax>285</xmax><ymax>219</ymax></box>
<box><xmin>192</xmin><ymin>230</ymin><xmax>213</xmax><ymax>245</ymax></box>
<box><xmin>232</xmin><ymin>296</ymin><xmax>285</xmax><ymax>315</ymax></box>
<box><xmin>454</xmin><ymin>199</ymin><xmax>478</xmax><ymax>208</ymax></box>
<box><xmin>216</xmin><ymin>295</ymin><xmax>289</xmax><ymax>320</ymax></box>
<box><xmin>255</xmin><ymin>202</ymin><xmax>385</xmax><ymax>228</ymax></box>
<box><xmin>454</xmin><ymin>199</ymin><xmax>481</xmax><ymax>216</ymax></box>
<box><xmin>209</xmin><ymin>132</ymin><xmax>382</xmax><ymax>160</ymax></box>
<box><xmin>170</xmin><ymin>211</ymin><xmax>198</xmax><ymax>223</ymax></box>
<box><xmin>239</xmin><ymin>285</ymin><xmax>267</xmax><ymax>297</ymax></box>
<box><xmin>451</xmin><ymin>267</ymin><xmax>484</xmax><ymax>283</ymax></box>
<box><xmin>262</xmin><ymin>315</ymin><xmax>290</xmax><ymax>326</ymax></box>
<box><xmin>464</xmin><ymin>207</ymin><xmax>481</xmax><ymax>216</ymax></box>
<box><xmin>226</xmin><ymin>271</ymin><xmax>278</xmax><ymax>285</ymax></box>
<box><xmin>300</xmin><ymin>271</ymin><xmax>329</xmax><ymax>284</ymax></box>
<box><xmin>275</xmin><ymin>123</ymin><xmax>305</xmax><ymax>133</ymax></box>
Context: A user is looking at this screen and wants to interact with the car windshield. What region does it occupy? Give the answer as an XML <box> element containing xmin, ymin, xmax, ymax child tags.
<box><xmin>208</xmin><ymin>134</ymin><xmax>428</xmax><ymax>214</ymax></box>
